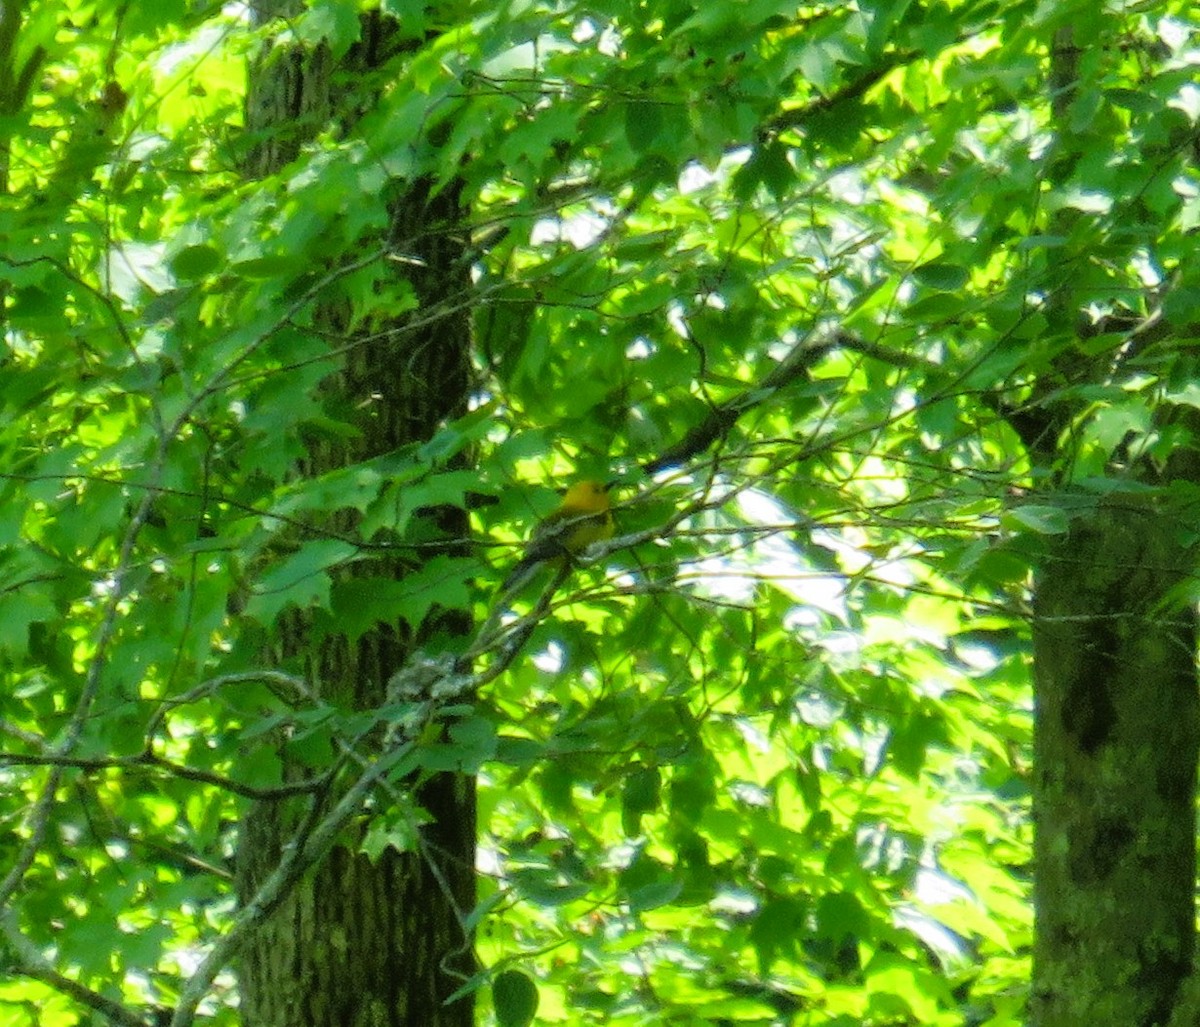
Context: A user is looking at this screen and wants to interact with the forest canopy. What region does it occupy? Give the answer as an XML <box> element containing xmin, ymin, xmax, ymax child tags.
<box><xmin>0</xmin><ymin>1</ymin><xmax>1197</xmax><ymax>1025</ymax></box>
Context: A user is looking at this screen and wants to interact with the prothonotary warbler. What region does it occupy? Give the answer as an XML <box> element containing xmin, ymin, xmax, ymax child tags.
<box><xmin>502</xmin><ymin>480</ymin><xmax>615</xmax><ymax>593</ymax></box>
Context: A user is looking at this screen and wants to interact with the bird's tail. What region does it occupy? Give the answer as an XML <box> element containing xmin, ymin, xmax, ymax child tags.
<box><xmin>500</xmin><ymin>554</ymin><xmax>542</xmax><ymax>595</ymax></box>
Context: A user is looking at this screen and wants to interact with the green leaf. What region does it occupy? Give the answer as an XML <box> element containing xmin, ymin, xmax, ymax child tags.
<box><xmin>381</xmin><ymin>0</ymin><xmax>428</xmax><ymax>37</ymax></box>
<box><xmin>494</xmin><ymin>735</ymin><xmax>545</xmax><ymax>766</ymax></box>
<box><xmin>509</xmin><ymin>869</ymin><xmax>590</xmax><ymax>907</ymax></box>
<box><xmin>245</xmin><ymin>540</ymin><xmax>356</xmax><ymax>624</ymax></box>
<box><xmin>912</xmin><ymin>261</ymin><xmax>969</xmax><ymax>291</ymax></box>
<box><xmin>493</xmin><ymin>969</ymin><xmax>538</xmax><ymax>1027</ymax></box>
<box><xmin>751</xmin><ymin>896</ymin><xmax>806</xmax><ymax>972</ymax></box>
<box><xmin>733</xmin><ymin>141</ymin><xmax>794</xmax><ymax>200</ymax></box>
<box><xmin>296</xmin><ymin>0</ymin><xmax>362</xmax><ymax>58</ymax></box>
<box><xmin>0</xmin><ymin>590</ymin><xmax>55</xmax><ymax>657</ymax></box>
<box><xmin>418</xmin><ymin>714</ymin><xmax>497</xmax><ymax>773</ymax></box>
<box><xmin>169</xmin><ymin>244</ymin><xmax>222</xmax><ymax>280</ymax></box>
<box><xmin>627</xmin><ymin>877</ymin><xmax>682</xmax><ymax>913</ymax></box>
<box><xmin>1003</xmin><ymin>504</ymin><xmax>1069</xmax><ymax>535</ymax></box>
<box><xmin>865</xmin><ymin>951</ymin><xmax>947</xmax><ymax>1022</ymax></box>
<box><xmin>625</xmin><ymin>100</ymin><xmax>664</xmax><ymax>155</ymax></box>
<box><xmin>621</xmin><ymin>765</ymin><xmax>661</xmax><ymax>835</ymax></box>
<box><xmin>816</xmin><ymin>891</ymin><xmax>871</xmax><ymax>945</ymax></box>
<box><xmin>9</xmin><ymin>285</ymin><xmax>57</xmax><ymax>319</ymax></box>
<box><xmin>902</xmin><ymin>291</ymin><xmax>968</xmax><ymax>321</ymax></box>
<box><xmin>232</xmin><ymin>254</ymin><xmax>304</xmax><ymax>279</ymax></box>
<box><xmin>889</xmin><ymin>710</ymin><xmax>948</xmax><ymax>779</ymax></box>
<box><xmin>361</xmin><ymin>813</ymin><xmax>420</xmax><ymax>862</ymax></box>
<box><xmin>1104</xmin><ymin>87</ymin><xmax>1157</xmax><ymax>114</ymax></box>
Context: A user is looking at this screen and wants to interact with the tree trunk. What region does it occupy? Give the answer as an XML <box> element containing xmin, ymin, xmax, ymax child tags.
<box><xmin>1027</xmin><ymin>24</ymin><xmax>1200</xmax><ymax>1024</ymax></box>
<box><xmin>233</xmin><ymin>11</ymin><xmax>476</xmax><ymax>1026</ymax></box>
<box><xmin>1031</xmin><ymin>498</ymin><xmax>1198</xmax><ymax>1025</ymax></box>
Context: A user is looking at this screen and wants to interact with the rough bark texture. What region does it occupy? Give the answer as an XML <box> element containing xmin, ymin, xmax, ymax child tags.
<box><xmin>234</xmin><ymin>11</ymin><xmax>476</xmax><ymax>1026</ymax></box>
<box><xmin>1031</xmin><ymin>499</ymin><xmax>1199</xmax><ymax>1026</ymax></box>
<box><xmin>1023</xmin><ymin>23</ymin><xmax>1200</xmax><ymax>1025</ymax></box>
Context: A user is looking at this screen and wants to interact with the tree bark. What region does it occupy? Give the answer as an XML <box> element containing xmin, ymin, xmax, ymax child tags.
<box><xmin>1032</xmin><ymin>498</ymin><xmax>1198</xmax><ymax>1025</ymax></box>
<box><xmin>233</xmin><ymin>11</ymin><xmax>476</xmax><ymax>1026</ymax></box>
<box><xmin>1027</xmin><ymin>24</ymin><xmax>1200</xmax><ymax>1024</ymax></box>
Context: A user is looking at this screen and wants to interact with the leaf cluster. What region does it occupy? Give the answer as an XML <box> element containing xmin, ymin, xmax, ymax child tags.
<box><xmin>4</xmin><ymin>0</ymin><xmax>1199</xmax><ymax>1023</ymax></box>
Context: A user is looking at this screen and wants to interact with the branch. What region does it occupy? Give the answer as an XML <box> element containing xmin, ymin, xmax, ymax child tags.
<box><xmin>0</xmin><ymin>457</ymin><xmax>165</xmax><ymax>908</ymax></box>
<box><xmin>1</xmin><ymin>910</ymin><xmax>156</xmax><ymax>1027</ymax></box>
<box><xmin>467</xmin><ymin>562</ymin><xmax>572</xmax><ymax>685</ymax></box>
<box><xmin>0</xmin><ymin>0</ymin><xmax>23</xmax><ymax>102</ymax></box>
<box><xmin>641</xmin><ymin>326</ymin><xmax>911</xmax><ymax>476</ymax></box>
<box><xmin>11</xmin><ymin>44</ymin><xmax>44</xmax><ymax>112</ymax></box>
<box><xmin>145</xmin><ymin>669</ymin><xmax>317</xmax><ymax>738</ymax></box>
<box><xmin>0</xmin><ymin>749</ymin><xmax>330</xmax><ymax>801</ymax></box>
<box><xmin>168</xmin><ymin>728</ymin><xmax>422</xmax><ymax>1027</ymax></box>
<box><xmin>762</xmin><ymin>51</ymin><xmax>914</xmax><ymax>140</ymax></box>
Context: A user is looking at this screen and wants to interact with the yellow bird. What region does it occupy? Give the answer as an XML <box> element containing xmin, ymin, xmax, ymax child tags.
<box><xmin>501</xmin><ymin>481</ymin><xmax>615</xmax><ymax>593</ymax></box>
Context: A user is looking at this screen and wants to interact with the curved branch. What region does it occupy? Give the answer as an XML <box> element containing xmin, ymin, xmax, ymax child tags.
<box><xmin>1</xmin><ymin>910</ymin><xmax>157</xmax><ymax>1027</ymax></box>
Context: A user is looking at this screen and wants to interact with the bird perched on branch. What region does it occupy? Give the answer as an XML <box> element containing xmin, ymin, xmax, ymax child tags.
<box><xmin>501</xmin><ymin>480</ymin><xmax>615</xmax><ymax>594</ymax></box>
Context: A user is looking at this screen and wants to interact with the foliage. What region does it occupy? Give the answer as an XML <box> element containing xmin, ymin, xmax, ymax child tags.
<box><xmin>0</xmin><ymin>0</ymin><xmax>1196</xmax><ymax>1024</ymax></box>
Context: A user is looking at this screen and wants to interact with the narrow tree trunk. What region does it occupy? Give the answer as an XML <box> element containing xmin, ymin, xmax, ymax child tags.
<box><xmin>1032</xmin><ymin>498</ymin><xmax>1198</xmax><ymax>1025</ymax></box>
<box><xmin>233</xmin><ymin>11</ymin><xmax>476</xmax><ymax>1026</ymax></box>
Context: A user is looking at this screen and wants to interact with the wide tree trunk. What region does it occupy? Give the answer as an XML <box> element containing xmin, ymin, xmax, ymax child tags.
<box><xmin>1032</xmin><ymin>498</ymin><xmax>1198</xmax><ymax>1025</ymax></box>
<box><xmin>233</xmin><ymin>10</ymin><xmax>476</xmax><ymax>1026</ymax></box>
<box><xmin>1026</xmin><ymin>24</ymin><xmax>1200</xmax><ymax>1024</ymax></box>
